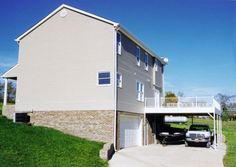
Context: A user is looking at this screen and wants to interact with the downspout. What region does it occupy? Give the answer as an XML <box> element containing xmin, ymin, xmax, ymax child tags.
<box><xmin>113</xmin><ymin>23</ymin><xmax>119</xmax><ymax>151</ymax></box>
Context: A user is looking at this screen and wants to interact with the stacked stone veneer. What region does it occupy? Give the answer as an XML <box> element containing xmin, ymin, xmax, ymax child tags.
<box><xmin>29</xmin><ymin>110</ymin><xmax>114</xmax><ymax>143</ymax></box>
<box><xmin>2</xmin><ymin>105</ymin><xmax>15</xmax><ymax>119</ymax></box>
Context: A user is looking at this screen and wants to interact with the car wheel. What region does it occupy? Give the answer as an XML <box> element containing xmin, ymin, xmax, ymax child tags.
<box><xmin>185</xmin><ymin>141</ymin><xmax>188</xmax><ymax>147</ymax></box>
<box><xmin>206</xmin><ymin>142</ymin><xmax>211</xmax><ymax>148</ymax></box>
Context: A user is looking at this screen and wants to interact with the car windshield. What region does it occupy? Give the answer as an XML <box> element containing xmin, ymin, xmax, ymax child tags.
<box><xmin>189</xmin><ymin>125</ymin><xmax>209</xmax><ymax>131</ymax></box>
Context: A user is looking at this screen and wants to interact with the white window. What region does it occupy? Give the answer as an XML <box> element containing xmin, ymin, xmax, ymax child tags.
<box><xmin>136</xmin><ymin>46</ymin><xmax>140</xmax><ymax>66</ymax></box>
<box><xmin>136</xmin><ymin>81</ymin><xmax>144</xmax><ymax>102</ymax></box>
<box><xmin>98</xmin><ymin>72</ymin><xmax>111</xmax><ymax>85</ymax></box>
<box><xmin>154</xmin><ymin>59</ymin><xmax>158</xmax><ymax>72</ymax></box>
<box><xmin>117</xmin><ymin>32</ymin><xmax>122</xmax><ymax>55</ymax></box>
<box><xmin>117</xmin><ymin>72</ymin><xmax>122</xmax><ymax>88</ymax></box>
<box><xmin>144</xmin><ymin>53</ymin><xmax>148</xmax><ymax>71</ymax></box>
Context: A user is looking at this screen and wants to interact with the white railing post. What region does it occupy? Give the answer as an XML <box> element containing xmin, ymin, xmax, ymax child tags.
<box><xmin>195</xmin><ymin>96</ymin><xmax>198</xmax><ymax>107</ymax></box>
<box><xmin>154</xmin><ymin>97</ymin><xmax>157</xmax><ymax>108</ymax></box>
<box><xmin>157</xmin><ymin>95</ymin><xmax>160</xmax><ymax>108</ymax></box>
<box><xmin>177</xmin><ymin>96</ymin><xmax>180</xmax><ymax>108</ymax></box>
<box><xmin>145</xmin><ymin>98</ymin><xmax>147</xmax><ymax>108</ymax></box>
<box><xmin>3</xmin><ymin>79</ymin><xmax>8</xmax><ymax>106</ymax></box>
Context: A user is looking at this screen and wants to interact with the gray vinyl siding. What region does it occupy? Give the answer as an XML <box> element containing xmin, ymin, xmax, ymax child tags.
<box><xmin>117</xmin><ymin>33</ymin><xmax>163</xmax><ymax>113</ymax></box>
<box><xmin>154</xmin><ymin>63</ymin><xmax>163</xmax><ymax>89</ymax></box>
<box><xmin>15</xmin><ymin>8</ymin><xmax>115</xmax><ymax>112</ymax></box>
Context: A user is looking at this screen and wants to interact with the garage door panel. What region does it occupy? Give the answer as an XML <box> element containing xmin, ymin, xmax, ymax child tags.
<box><xmin>120</xmin><ymin>115</ymin><xmax>142</xmax><ymax>148</ymax></box>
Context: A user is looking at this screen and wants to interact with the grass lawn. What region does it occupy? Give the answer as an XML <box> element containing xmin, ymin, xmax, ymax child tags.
<box><xmin>169</xmin><ymin>117</ymin><xmax>236</xmax><ymax>167</ymax></box>
<box><xmin>0</xmin><ymin>103</ymin><xmax>107</xmax><ymax>167</ymax></box>
<box><xmin>222</xmin><ymin>121</ymin><xmax>236</xmax><ymax>167</ymax></box>
<box><xmin>0</xmin><ymin>103</ymin><xmax>2</xmax><ymax>115</ymax></box>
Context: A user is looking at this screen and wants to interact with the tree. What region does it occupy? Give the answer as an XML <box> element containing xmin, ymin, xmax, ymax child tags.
<box><xmin>215</xmin><ymin>93</ymin><xmax>231</xmax><ymax>110</ymax></box>
<box><xmin>0</xmin><ymin>82</ymin><xmax>3</xmax><ymax>102</ymax></box>
<box><xmin>164</xmin><ymin>91</ymin><xmax>178</xmax><ymax>106</ymax></box>
<box><xmin>0</xmin><ymin>80</ymin><xmax>16</xmax><ymax>104</ymax></box>
<box><xmin>215</xmin><ymin>93</ymin><xmax>236</xmax><ymax>121</ymax></box>
<box><xmin>7</xmin><ymin>81</ymin><xmax>16</xmax><ymax>103</ymax></box>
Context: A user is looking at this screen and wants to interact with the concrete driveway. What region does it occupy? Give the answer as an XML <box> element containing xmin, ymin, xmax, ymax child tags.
<box><xmin>109</xmin><ymin>144</ymin><xmax>226</xmax><ymax>167</ymax></box>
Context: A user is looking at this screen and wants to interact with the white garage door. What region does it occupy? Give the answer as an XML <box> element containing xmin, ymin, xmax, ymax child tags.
<box><xmin>120</xmin><ymin>115</ymin><xmax>142</xmax><ymax>148</ymax></box>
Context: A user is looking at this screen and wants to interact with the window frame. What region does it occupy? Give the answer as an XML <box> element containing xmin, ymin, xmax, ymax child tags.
<box><xmin>144</xmin><ymin>53</ymin><xmax>149</xmax><ymax>71</ymax></box>
<box><xmin>136</xmin><ymin>81</ymin><xmax>144</xmax><ymax>102</ymax></box>
<box><xmin>136</xmin><ymin>46</ymin><xmax>141</xmax><ymax>66</ymax></box>
<box><xmin>154</xmin><ymin>59</ymin><xmax>158</xmax><ymax>72</ymax></box>
<box><xmin>97</xmin><ymin>71</ymin><xmax>111</xmax><ymax>86</ymax></box>
<box><xmin>117</xmin><ymin>32</ymin><xmax>122</xmax><ymax>55</ymax></box>
<box><xmin>117</xmin><ymin>72</ymin><xmax>122</xmax><ymax>88</ymax></box>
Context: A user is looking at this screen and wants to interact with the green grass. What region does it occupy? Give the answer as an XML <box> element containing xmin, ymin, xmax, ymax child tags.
<box><xmin>0</xmin><ymin>103</ymin><xmax>2</xmax><ymax>115</ymax></box>
<box><xmin>0</xmin><ymin>104</ymin><xmax>107</xmax><ymax>167</ymax></box>
<box><xmin>222</xmin><ymin>121</ymin><xmax>236</xmax><ymax>167</ymax></box>
<box><xmin>168</xmin><ymin>117</ymin><xmax>236</xmax><ymax>167</ymax></box>
<box><xmin>168</xmin><ymin>117</ymin><xmax>213</xmax><ymax>130</ymax></box>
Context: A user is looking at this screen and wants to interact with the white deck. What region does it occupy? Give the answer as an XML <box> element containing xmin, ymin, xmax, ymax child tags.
<box><xmin>144</xmin><ymin>96</ymin><xmax>222</xmax><ymax>115</ymax></box>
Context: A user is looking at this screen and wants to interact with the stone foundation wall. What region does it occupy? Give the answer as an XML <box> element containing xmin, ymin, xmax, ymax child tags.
<box><xmin>2</xmin><ymin>105</ymin><xmax>15</xmax><ymax>119</ymax></box>
<box><xmin>28</xmin><ymin>110</ymin><xmax>114</xmax><ymax>143</ymax></box>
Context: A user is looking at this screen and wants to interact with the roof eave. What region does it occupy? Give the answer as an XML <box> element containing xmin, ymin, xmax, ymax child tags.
<box><xmin>116</xmin><ymin>25</ymin><xmax>167</xmax><ymax>65</ymax></box>
<box><xmin>1</xmin><ymin>64</ymin><xmax>18</xmax><ymax>79</ymax></box>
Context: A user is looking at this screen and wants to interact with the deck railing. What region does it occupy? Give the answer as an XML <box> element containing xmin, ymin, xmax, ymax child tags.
<box><xmin>145</xmin><ymin>96</ymin><xmax>221</xmax><ymax>110</ymax></box>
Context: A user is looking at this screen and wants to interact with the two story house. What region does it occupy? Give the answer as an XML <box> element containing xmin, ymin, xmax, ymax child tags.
<box><xmin>2</xmin><ymin>4</ymin><xmax>167</xmax><ymax>150</ymax></box>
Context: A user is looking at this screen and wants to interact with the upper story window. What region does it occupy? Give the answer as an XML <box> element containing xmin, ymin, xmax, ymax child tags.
<box><xmin>117</xmin><ymin>32</ymin><xmax>122</xmax><ymax>55</ymax></box>
<box><xmin>136</xmin><ymin>81</ymin><xmax>144</xmax><ymax>102</ymax></box>
<box><xmin>144</xmin><ymin>53</ymin><xmax>148</xmax><ymax>71</ymax></box>
<box><xmin>136</xmin><ymin>46</ymin><xmax>140</xmax><ymax>66</ymax></box>
<box><xmin>98</xmin><ymin>72</ymin><xmax>111</xmax><ymax>86</ymax></box>
<box><xmin>117</xmin><ymin>72</ymin><xmax>122</xmax><ymax>88</ymax></box>
<box><xmin>154</xmin><ymin>59</ymin><xmax>158</xmax><ymax>72</ymax></box>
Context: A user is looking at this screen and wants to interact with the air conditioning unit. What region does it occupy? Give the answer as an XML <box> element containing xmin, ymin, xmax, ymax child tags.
<box><xmin>14</xmin><ymin>113</ymin><xmax>30</xmax><ymax>123</ymax></box>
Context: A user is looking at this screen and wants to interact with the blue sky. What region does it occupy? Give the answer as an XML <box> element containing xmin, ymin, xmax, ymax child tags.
<box><xmin>0</xmin><ymin>0</ymin><xmax>235</xmax><ymax>96</ymax></box>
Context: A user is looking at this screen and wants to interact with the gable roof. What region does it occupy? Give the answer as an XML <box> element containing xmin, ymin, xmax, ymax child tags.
<box><xmin>15</xmin><ymin>4</ymin><xmax>167</xmax><ymax>65</ymax></box>
<box><xmin>15</xmin><ymin>4</ymin><xmax>118</xmax><ymax>42</ymax></box>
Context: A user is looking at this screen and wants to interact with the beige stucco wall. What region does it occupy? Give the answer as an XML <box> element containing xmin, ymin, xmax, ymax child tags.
<box><xmin>29</xmin><ymin>110</ymin><xmax>114</xmax><ymax>143</ymax></box>
<box><xmin>15</xmin><ymin>8</ymin><xmax>115</xmax><ymax>112</ymax></box>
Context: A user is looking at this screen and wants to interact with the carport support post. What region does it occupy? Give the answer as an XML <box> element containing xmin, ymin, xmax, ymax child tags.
<box><xmin>3</xmin><ymin>79</ymin><xmax>8</xmax><ymax>106</ymax></box>
<box><xmin>217</xmin><ymin>115</ymin><xmax>219</xmax><ymax>144</ymax></box>
<box><xmin>213</xmin><ymin>111</ymin><xmax>216</xmax><ymax>149</ymax></box>
<box><xmin>144</xmin><ymin>113</ymin><xmax>146</xmax><ymax>146</ymax></box>
<box><xmin>220</xmin><ymin>116</ymin><xmax>223</xmax><ymax>143</ymax></box>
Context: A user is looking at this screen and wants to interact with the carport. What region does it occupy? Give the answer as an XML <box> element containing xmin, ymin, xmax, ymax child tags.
<box><xmin>144</xmin><ymin>96</ymin><xmax>222</xmax><ymax>149</ymax></box>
